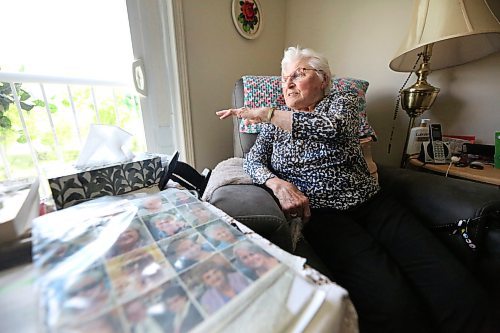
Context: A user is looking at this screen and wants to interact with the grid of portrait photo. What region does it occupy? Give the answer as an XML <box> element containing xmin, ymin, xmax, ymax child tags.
<box><xmin>33</xmin><ymin>188</ymin><xmax>282</xmax><ymax>333</ymax></box>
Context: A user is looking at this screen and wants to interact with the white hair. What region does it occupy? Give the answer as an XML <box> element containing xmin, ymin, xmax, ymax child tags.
<box><xmin>281</xmin><ymin>46</ymin><xmax>332</xmax><ymax>94</ymax></box>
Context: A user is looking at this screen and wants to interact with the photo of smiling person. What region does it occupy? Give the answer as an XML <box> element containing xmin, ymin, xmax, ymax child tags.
<box><xmin>106</xmin><ymin>220</ymin><xmax>153</xmax><ymax>258</ymax></box>
<box><xmin>145</xmin><ymin>211</ymin><xmax>190</xmax><ymax>241</ymax></box>
<box><xmin>160</xmin><ymin>283</ymin><xmax>204</xmax><ymax>333</ymax></box>
<box><xmin>36</xmin><ymin>232</ymin><xmax>94</xmax><ymax>271</ymax></box>
<box><xmin>177</xmin><ymin>202</ymin><xmax>220</xmax><ymax>226</ymax></box>
<box><xmin>106</xmin><ymin>245</ymin><xmax>175</xmax><ymax>302</ymax></box>
<box><xmin>180</xmin><ymin>254</ymin><xmax>251</xmax><ymax>315</ymax></box>
<box><xmin>45</xmin><ymin>265</ymin><xmax>114</xmax><ymax>326</ymax></box>
<box><xmin>232</xmin><ymin>240</ymin><xmax>280</xmax><ymax>280</ymax></box>
<box><xmin>165</xmin><ymin>190</ymin><xmax>198</xmax><ymax>206</ymax></box>
<box><xmin>161</xmin><ymin>231</ymin><xmax>214</xmax><ymax>272</ymax></box>
<box><xmin>200</xmin><ymin>221</ymin><xmax>245</xmax><ymax>250</ymax></box>
<box><xmin>135</xmin><ymin>194</ymin><xmax>173</xmax><ymax>216</ymax></box>
<box><xmin>123</xmin><ymin>297</ymin><xmax>164</xmax><ymax>333</ymax></box>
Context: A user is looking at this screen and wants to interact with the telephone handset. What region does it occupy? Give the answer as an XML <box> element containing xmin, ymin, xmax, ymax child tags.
<box><xmin>422</xmin><ymin>123</ymin><xmax>451</xmax><ymax>164</ymax></box>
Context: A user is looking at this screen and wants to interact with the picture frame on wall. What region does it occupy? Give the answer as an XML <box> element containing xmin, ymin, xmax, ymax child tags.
<box><xmin>231</xmin><ymin>0</ymin><xmax>263</xmax><ymax>40</ymax></box>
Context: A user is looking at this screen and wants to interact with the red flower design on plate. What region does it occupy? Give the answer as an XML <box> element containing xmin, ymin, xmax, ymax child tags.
<box><xmin>238</xmin><ymin>1</ymin><xmax>259</xmax><ymax>33</ymax></box>
<box><xmin>241</xmin><ymin>1</ymin><xmax>255</xmax><ymax>21</ymax></box>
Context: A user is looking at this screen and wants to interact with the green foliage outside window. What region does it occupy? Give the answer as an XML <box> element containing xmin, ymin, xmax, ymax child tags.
<box><xmin>0</xmin><ymin>82</ymin><xmax>146</xmax><ymax>181</ymax></box>
<box><xmin>0</xmin><ymin>82</ymin><xmax>35</xmax><ymax>135</ymax></box>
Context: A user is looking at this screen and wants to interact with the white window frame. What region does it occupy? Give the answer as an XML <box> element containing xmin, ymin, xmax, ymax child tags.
<box><xmin>126</xmin><ymin>0</ymin><xmax>194</xmax><ymax>166</ymax></box>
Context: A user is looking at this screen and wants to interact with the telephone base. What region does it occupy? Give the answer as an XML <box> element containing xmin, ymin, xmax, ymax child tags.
<box><xmin>418</xmin><ymin>141</ymin><xmax>451</xmax><ymax>164</ymax></box>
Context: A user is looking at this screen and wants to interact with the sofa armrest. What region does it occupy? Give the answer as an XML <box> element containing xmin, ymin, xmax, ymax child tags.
<box><xmin>378</xmin><ymin>165</ymin><xmax>500</xmax><ymax>226</ymax></box>
<box><xmin>378</xmin><ymin>165</ymin><xmax>500</xmax><ymax>273</ymax></box>
<box><xmin>209</xmin><ymin>184</ymin><xmax>293</xmax><ymax>251</ymax></box>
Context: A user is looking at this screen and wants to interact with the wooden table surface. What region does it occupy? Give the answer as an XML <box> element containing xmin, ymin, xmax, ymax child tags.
<box><xmin>408</xmin><ymin>158</ymin><xmax>500</xmax><ymax>186</ymax></box>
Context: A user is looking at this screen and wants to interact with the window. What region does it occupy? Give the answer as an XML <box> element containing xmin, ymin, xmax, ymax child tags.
<box><xmin>0</xmin><ymin>0</ymin><xmax>192</xmax><ymax>197</ymax></box>
<box><xmin>0</xmin><ymin>0</ymin><xmax>146</xmax><ymax>185</ymax></box>
<box><xmin>2</xmin><ymin>0</ymin><xmax>133</xmax><ymax>81</ymax></box>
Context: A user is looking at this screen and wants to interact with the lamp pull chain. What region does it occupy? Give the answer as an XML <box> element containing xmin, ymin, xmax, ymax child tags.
<box><xmin>387</xmin><ymin>53</ymin><xmax>422</xmax><ymax>154</ymax></box>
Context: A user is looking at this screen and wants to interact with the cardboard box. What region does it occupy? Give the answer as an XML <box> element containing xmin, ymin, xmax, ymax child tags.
<box><xmin>0</xmin><ymin>177</ymin><xmax>40</xmax><ymax>243</ymax></box>
<box><xmin>48</xmin><ymin>153</ymin><xmax>162</xmax><ymax>210</ymax></box>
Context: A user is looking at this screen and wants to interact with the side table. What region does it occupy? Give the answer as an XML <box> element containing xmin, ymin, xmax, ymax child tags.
<box><xmin>408</xmin><ymin>157</ymin><xmax>500</xmax><ymax>186</ymax></box>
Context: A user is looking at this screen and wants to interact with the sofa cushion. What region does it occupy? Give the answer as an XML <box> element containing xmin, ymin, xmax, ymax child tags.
<box><xmin>239</xmin><ymin>75</ymin><xmax>377</xmax><ymax>141</ymax></box>
<box><xmin>378</xmin><ymin>165</ymin><xmax>500</xmax><ymax>275</ymax></box>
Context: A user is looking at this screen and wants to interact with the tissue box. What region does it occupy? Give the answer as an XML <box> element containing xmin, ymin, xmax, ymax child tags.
<box><xmin>48</xmin><ymin>153</ymin><xmax>162</xmax><ymax>210</ymax></box>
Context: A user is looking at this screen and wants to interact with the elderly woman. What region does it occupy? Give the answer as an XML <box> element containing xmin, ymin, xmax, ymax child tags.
<box><xmin>216</xmin><ymin>46</ymin><xmax>489</xmax><ymax>332</ymax></box>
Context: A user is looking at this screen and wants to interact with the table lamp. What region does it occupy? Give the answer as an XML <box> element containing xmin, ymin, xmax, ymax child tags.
<box><xmin>389</xmin><ymin>0</ymin><xmax>500</xmax><ymax>167</ymax></box>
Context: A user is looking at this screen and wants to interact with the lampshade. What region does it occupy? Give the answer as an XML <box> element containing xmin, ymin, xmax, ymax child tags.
<box><xmin>390</xmin><ymin>0</ymin><xmax>500</xmax><ymax>72</ymax></box>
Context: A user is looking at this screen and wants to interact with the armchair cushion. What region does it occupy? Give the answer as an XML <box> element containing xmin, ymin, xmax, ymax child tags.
<box><xmin>239</xmin><ymin>75</ymin><xmax>377</xmax><ymax>141</ymax></box>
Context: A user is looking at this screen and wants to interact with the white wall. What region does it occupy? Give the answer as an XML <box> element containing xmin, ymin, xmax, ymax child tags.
<box><xmin>181</xmin><ymin>0</ymin><xmax>499</xmax><ymax>169</ymax></box>
<box><xmin>181</xmin><ymin>0</ymin><xmax>286</xmax><ymax>170</ymax></box>
<box><xmin>285</xmin><ymin>0</ymin><xmax>500</xmax><ymax>166</ymax></box>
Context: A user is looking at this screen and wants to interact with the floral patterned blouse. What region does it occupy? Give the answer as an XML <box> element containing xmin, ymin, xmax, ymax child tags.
<box><xmin>243</xmin><ymin>91</ymin><xmax>380</xmax><ymax>210</ymax></box>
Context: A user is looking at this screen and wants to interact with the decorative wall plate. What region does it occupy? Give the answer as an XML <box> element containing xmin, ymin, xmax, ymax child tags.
<box><xmin>231</xmin><ymin>0</ymin><xmax>263</xmax><ymax>40</ymax></box>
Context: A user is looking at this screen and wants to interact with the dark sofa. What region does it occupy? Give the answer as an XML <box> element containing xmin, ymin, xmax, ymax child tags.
<box><xmin>208</xmin><ymin>78</ymin><xmax>500</xmax><ymax>321</ymax></box>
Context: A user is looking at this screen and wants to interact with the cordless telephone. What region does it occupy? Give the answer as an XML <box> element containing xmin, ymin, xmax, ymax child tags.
<box><xmin>422</xmin><ymin>123</ymin><xmax>451</xmax><ymax>164</ymax></box>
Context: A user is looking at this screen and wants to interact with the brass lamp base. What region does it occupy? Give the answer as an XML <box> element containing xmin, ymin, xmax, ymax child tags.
<box><xmin>401</xmin><ymin>85</ymin><xmax>440</xmax><ymax>118</ymax></box>
<box><xmin>400</xmin><ymin>54</ymin><xmax>440</xmax><ymax>168</ymax></box>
